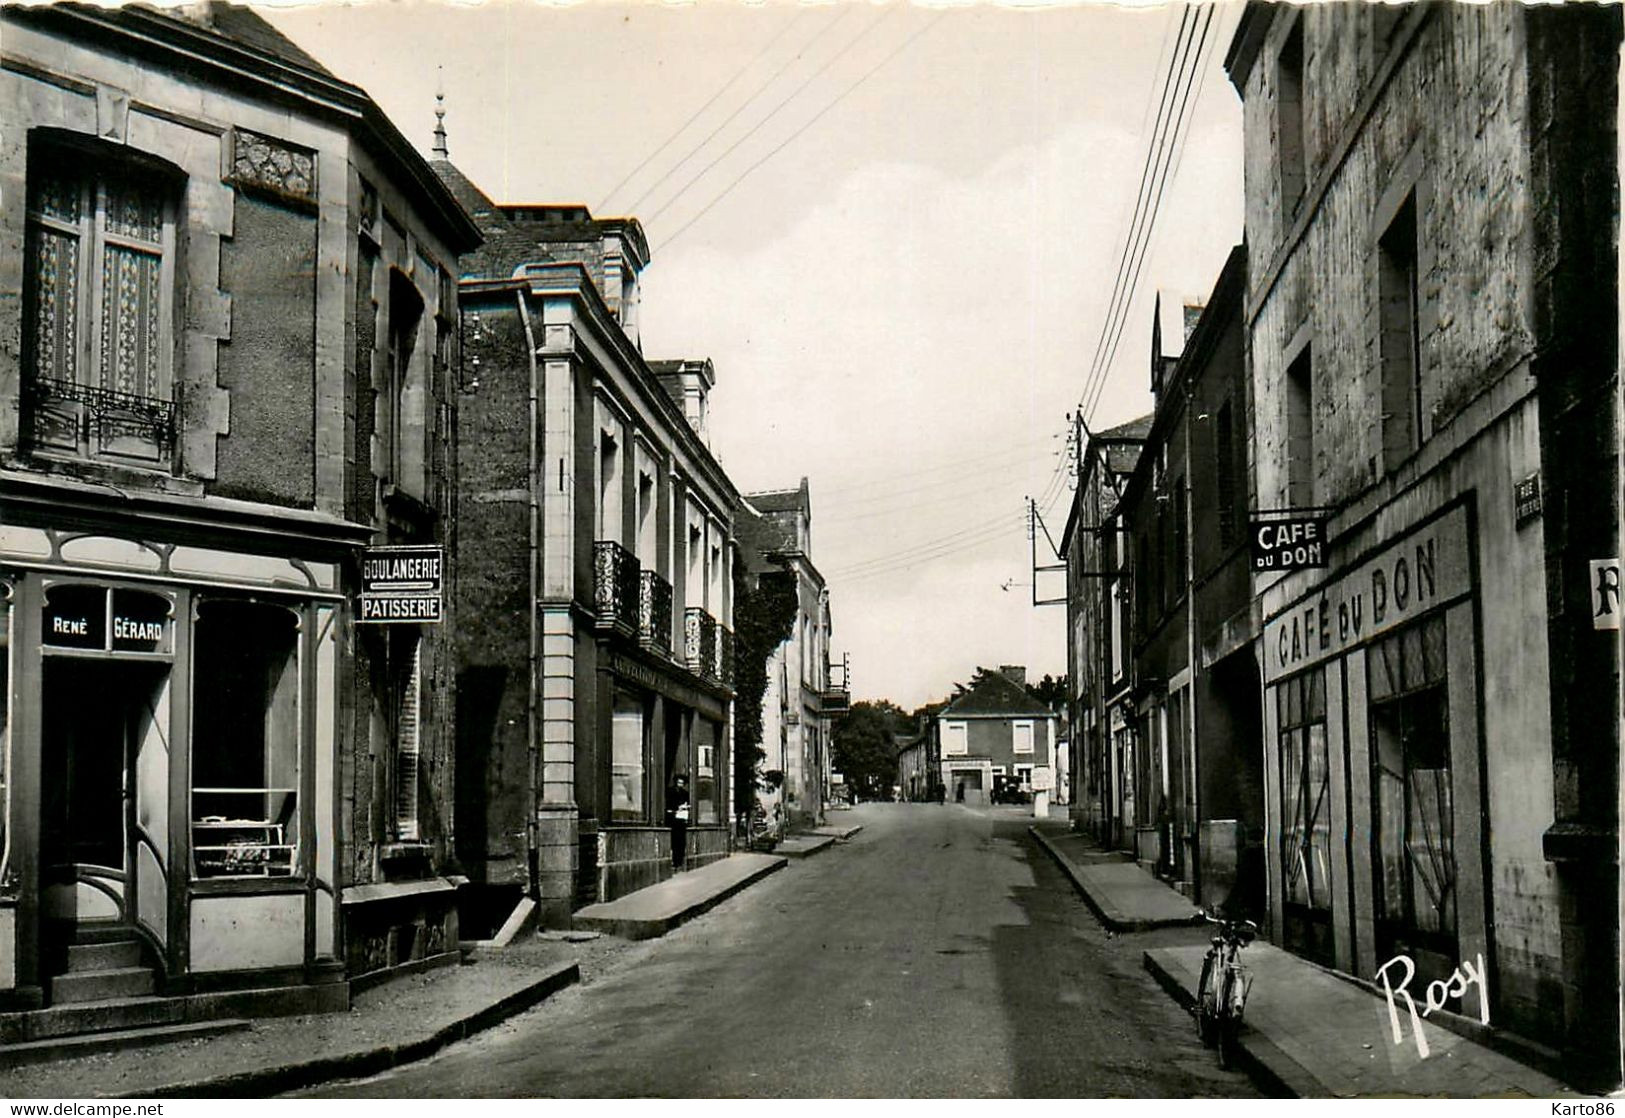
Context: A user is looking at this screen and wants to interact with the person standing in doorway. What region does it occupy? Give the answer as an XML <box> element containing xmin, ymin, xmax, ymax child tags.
<box><xmin>666</xmin><ymin>774</ymin><xmax>691</xmax><ymax>871</ymax></box>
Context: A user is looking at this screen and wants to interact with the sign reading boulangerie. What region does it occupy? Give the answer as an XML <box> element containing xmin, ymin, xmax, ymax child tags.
<box><xmin>1262</xmin><ymin>506</ymin><xmax>1472</xmax><ymax>684</ymax></box>
<box><xmin>358</xmin><ymin>544</ymin><xmax>444</xmax><ymax>623</ymax></box>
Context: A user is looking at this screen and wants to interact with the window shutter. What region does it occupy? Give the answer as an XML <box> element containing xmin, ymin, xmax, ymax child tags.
<box><xmin>396</xmin><ymin>638</ymin><xmax>422</xmax><ymax>840</ymax></box>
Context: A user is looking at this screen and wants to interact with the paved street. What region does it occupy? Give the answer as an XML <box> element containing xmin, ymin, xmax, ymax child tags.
<box><xmin>303</xmin><ymin>804</ymin><xmax>1258</xmax><ymax>1098</ymax></box>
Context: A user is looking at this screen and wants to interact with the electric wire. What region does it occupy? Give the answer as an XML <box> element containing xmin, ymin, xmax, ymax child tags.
<box><xmin>623</xmin><ymin>7</ymin><xmax>854</xmax><ymax>217</ymax></box>
<box><xmin>1085</xmin><ymin>3</ymin><xmax>1215</xmax><ymax>424</ymax></box>
<box><xmin>657</xmin><ymin>12</ymin><xmax>947</xmax><ymax>252</ymax></box>
<box><xmin>827</xmin><ymin>513</ymin><xmax>1028</xmax><ymax>579</ymax></box>
<box><xmin>595</xmin><ymin>8</ymin><xmax>811</xmax><ymax>214</ymax></box>
<box><xmin>646</xmin><ymin>7</ymin><xmax>896</xmax><ymax>229</ymax></box>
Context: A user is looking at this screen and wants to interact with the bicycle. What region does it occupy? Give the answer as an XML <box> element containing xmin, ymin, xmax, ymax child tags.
<box><xmin>1194</xmin><ymin>910</ymin><xmax>1257</xmax><ymax>1069</ymax></box>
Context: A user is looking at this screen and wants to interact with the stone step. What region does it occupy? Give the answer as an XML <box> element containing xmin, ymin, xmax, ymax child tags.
<box><xmin>0</xmin><ymin>1018</ymin><xmax>252</xmax><ymax>1069</ymax></box>
<box><xmin>66</xmin><ymin>940</ymin><xmax>143</xmax><ymax>973</ymax></box>
<box><xmin>50</xmin><ymin>967</ymin><xmax>156</xmax><ymax>1005</ymax></box>
<box><xmin>7</xmin><ymin>996</ymin><xmax>184</xmax><ymax>1042</ymax></box>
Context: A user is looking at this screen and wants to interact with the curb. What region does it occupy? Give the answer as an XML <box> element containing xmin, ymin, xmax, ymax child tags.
<box><xmin>573</xmin><ymin>857</ymin><xmax>787</xmax><ymax>941</ymax></box>
<box><xmin>1140</xmin><ymin>949</ymin><xmax>1311</xmax><ymax>1098</ymax></box>
<box><xmin>776</xmin><ymin>837</ymin><xmax>836</xmax><ymax>859</ymax></box>
<box><xmin>1028</xmin><ymin>826</ymin><xmax>1191</xmax><ymax>933</ymax></box>
<box><xmin>124</xmin><ymin>960</ymin><xmax>580</xmax><ymax>1099</ymax></box>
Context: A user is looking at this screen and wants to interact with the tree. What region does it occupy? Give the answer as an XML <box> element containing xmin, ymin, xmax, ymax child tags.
<box><xmin>832</xmin><ymin>700</ymin><xmax>909</xmax><ymax>800</ymax></box>
<box><xmin>731</xmin><ymin>564</ymin><xmax>799</xmax><ymax>817</ymax></box>
<box><xmin>1026</xmin><ymin>673</ymin><xmax>1068</xmax><ymax>710</ymax></box>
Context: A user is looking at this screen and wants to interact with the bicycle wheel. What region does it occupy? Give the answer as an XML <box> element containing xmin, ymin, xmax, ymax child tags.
<box><xmin>1195</xmin><ymin>953</ymin><xmax>1218</xmax><ymax>1047</ymax></box>
<box><xmin>1216</xmin><ymin>969</ymin><xmax>1239</xmax><ymax>1070</ymax></box>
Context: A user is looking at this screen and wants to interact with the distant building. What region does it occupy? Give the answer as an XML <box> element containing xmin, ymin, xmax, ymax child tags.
<box><xmin>736</xmin><ymin>480</ymin><xmax>838</xmax><ymax>829</ymax></box>
<box><xmin>436</xmin><ymin>165</ymin><xmax>740</xmax><ymax>925</ymax></box>
<box><xmin>933</xmin><ymin>667</ymin><xmax>1056</xmax><ymax>807</ymax></box>
<box><xmin>0</xmin><ymin>1</ymin><xmax>480</xmax><ymax>1021</ymax></box>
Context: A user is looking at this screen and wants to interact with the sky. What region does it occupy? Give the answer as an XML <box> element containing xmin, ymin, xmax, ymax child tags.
<box><xmin>261</xmin><ymin>0</ymin><xmax>1246</xmax><ymax>710</ymax></box>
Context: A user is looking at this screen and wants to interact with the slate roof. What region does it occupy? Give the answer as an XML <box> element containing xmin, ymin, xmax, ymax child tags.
<box><xmin>938</xmin><ymin>670</ymin><xmax>1053</xmax><ymax>719</ymax></box>
<box><xmin>181</xmin><ymin>2</ymin><xmax>336</xmax><ymax>77</ymax></box>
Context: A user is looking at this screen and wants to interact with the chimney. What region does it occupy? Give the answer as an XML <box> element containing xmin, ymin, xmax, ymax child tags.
<box><xmin>999</xmin><ymin>665</ymin><xmax>1027</xmax><ymax>688</ymax></box>
<box><xmin>650</xmin><ymin>359</ymin><xmax>715</xmax><ymax>443</ymax></box>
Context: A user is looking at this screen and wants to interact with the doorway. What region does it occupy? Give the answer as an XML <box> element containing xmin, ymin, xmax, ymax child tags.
<box><xmin>39</xmin><ymin>657</ymin><xmax>169</xmax><ymax>932</ymax></box>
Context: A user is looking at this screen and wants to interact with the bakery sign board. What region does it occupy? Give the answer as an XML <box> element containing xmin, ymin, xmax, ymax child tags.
<box><xmin>358</xmin><ymin>545</ymin><xmax>443</xmax><ymax>624</ymax></box>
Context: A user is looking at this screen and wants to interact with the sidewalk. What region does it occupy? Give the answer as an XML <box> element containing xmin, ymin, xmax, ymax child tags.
<box><xmin>0</xmin><ymin>937</ymin><xmax>595</xmax><ymax>1100</ymax></box>
<box><xmin>774</xmin><ymin>834</ymin><xmax>835</xmax><ymax>858</ymax></box>
<box><xmin>1030</xmin><ymin>823</ymin><xmax>1577</xmax><ymax>1098</ymax></box>
<box><xmin>573</xmin><ymin>852</ymin><xmax>786</xmax><ymax>939</ymax></box>
<box><xmin>1029</xmin><ymin>824</ymin><xmax>1196</xmax><ymax>930</ymax></box>
<box><xmin>1144</xmin><ymin>942</ymin><xmax>1576</xmax><ymax>1098</ymax></box>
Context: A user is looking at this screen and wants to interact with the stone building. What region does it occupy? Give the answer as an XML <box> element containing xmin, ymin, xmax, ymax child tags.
<box><xmin>1063</xmin><ymin>416</ymin><xmax>1148</xmax><ymax>849</ymax></box>
<box><xmin>436</xmin><ymin>164</ymin><xmax>740</xmax><ymax>927</ymax></box>
<box><xmin>933</xmin><ymin>667</ymin><xmax>1055</xmax><ymax>807</ymax></box>
<box><xmin>0</xmin><ymin>1</ymin><xmax>479</xmax><ymax>1034</ymax></box>
<box><xmin>736</xmin><ymin>480</ymin><xmax>837</xmax><ymax>830</ymax></box>
<box><xmin>1226</xmin><ymin>1</ymin><xmax>1618</xmax><ymax>1078</ymax></box>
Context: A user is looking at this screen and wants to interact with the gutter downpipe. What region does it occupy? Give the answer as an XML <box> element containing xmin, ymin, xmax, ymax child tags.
<box><xmin>519</xmin><ymin>288</ymin><xmax>541</xmax><ymax>902</ymax></box>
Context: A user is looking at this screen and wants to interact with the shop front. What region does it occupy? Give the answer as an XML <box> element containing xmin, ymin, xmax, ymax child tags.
<box><xmin>593</xmin><ymin>647</ymin><xmax>730</xmax><ymax>902</ymax></box>
<box><xmin>0</xmin><ymin>517</ymin><xmax>353</xmax><ymax>1015</ymax></box>
<box><xmin>1259</xmin><ymin>501</ymin><xmax>1489</xmax><ymax>1022</ymax></box>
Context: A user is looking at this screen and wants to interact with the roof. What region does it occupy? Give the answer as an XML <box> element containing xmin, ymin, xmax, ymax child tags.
<box><xmin>1097</xmin><ymin>415</ymin><xmax>1153</xmax><ymax>442</ymax></box>
<box><xmin>179</xmin><ymin>1</ymin><xmax>335</xmax><ymax>77</ymax></box>
<box><xmin>747</xmin><ymin>479</ymin><xmax>810</xmax><ymax>516</ymax></box>
<box><xmin>938</xmin><ymin>670</ymin><xmax>1054</xmax><ymax>719</ymax></box>
<box><xmin>735</xmin><ymin>502</ymin><xmax>796</xmax><ymax>566</ymax></box>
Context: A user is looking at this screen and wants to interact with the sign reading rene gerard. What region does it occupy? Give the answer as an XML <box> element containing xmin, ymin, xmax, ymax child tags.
<box><xmin>1251</xmin><ymin>516</ymin><xmax>1329</xmax><ymax>571</ymax></box>
<box><xmin>1262</xmin><ymin>506</ymin><xmax>1471</xmax><ymax>684</ymax></box>
<box><xmin>358</xmin><ymin>545</ymin><xmax>444</xmax><ymax>625</ymax></box>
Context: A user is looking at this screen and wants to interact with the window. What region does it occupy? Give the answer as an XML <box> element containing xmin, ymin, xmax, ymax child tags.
<box><xmin>24</xmin><ymin>141</ymin><xmax>179</xmax><ymax>468</ymax></box>
<box><xmin>0</xmin><ymin>583</ymin><xmax>9</xmax><ymax>883</ymax></box>
<box><xmin>597</xmin><ymin>425</ymin><xmax>621</xmax><ymax>542</ymax></box>
<box><xmin>1277</xmin><ymin>18</ymin><xmax>1307</xmax><ymax>211</ymax></box>
<box><xmin>1171</xmin><ymin>475</ymin><xmax>1187</xmax><ymax>603</ymax></box>
<box><xmin>943</xmin><ymin>721</ymin><xmax>968</xmax><ymax>757</ymax></box>
<box><xmin>637</xmin><ymin>469</ymin><xmax>656</xmax><ymax>567</ymax></box>
<box><xmin>1013</xmin><ymin>721</ymin><xmax>1034</xmax><ymax>755</ymax></box>
<box><xmin>386</xmin><ymin>271</ymin><xmax>425</xmax><ymax>492</ymax></box>
<box><xmin>192</xmin><ymin>600</ymin><xmax>300</xmax><ymax>878</ymax></box>
<box><xmin>1285</xmin><ymin>345</ymin><xmax>1313</xmax><ymax>508</ymax></box>
<box><xmin>1370</xmin><ymin>616</ymin><xmax>1455</xmax><ymax>970</ymax></box>
<box><xmin>610</xmin><ymin>691</ymin><xmax>646</xmax><ymax>822</ymax></box>
<box><xmin>1379</xmin><ymin>194</ymin><xmax>1422</xmax><ymax>471</ymax></box>
<box><xmin>391</xmin><ymin>629</ymin><xmax>422</xmax><ymax>841</ymax></box>
<box><xmin>1278</xmin><ymin>667</ymin><xmax>1331</xmax><ymax>964</ymax></box>
<box><xmin>1215</xmin><ymin>400</ymin><xmax>1238</xmax><ymax>547</ymax></box>
<box><xmin>693</xmin><ymin>718</ymin><xmax>722</xmax><ymax>825</ymax></box>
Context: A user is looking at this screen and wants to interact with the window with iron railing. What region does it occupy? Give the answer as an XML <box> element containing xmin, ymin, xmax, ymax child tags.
<box><xmin>24</xmin><ymin>144</ymin><xmax>179</xmax><ymax>469</ymax></box>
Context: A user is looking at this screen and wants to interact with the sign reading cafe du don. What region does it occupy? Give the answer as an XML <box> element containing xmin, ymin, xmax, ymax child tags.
<box><xmin>1262</xmin><ymin>507</ymin><xmax>1471</xmax><ymax>684</ymax></box>
<box><xmin>358</xmin><ymin>545</ymin><xmax>444</xmax><ymax>624</ymax></box>
<box><xmin>1251</xmin><ymin>515</ymin><xmax>1329</xmax><ymax>571</ymax></box>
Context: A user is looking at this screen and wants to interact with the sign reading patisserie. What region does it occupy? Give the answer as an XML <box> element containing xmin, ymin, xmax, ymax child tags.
<box><xmin>358</xmin><ymin>545</ymin><xmax>443</xmax><ymax>624</ymax></box>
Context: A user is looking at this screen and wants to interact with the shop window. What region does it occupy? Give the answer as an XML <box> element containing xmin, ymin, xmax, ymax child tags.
<box><xmin>0</xmin><ymin>583</ymin><xmax>9</xmax><ymax>887</ymax></box>
<box><xmin>23</xmin><ymin>138</ymin><xmax>180</xmax><ymax>468</ymax></box>
<box><xmin>391</xmin><ymin>629</ymin><xmax>423</xmax><ymax>841</ymax></box>
<box><xmin>611</xmin><ymin>692</ymin><xmax>646</xmax><ymax>822</ymax></box>
<box><xmin>1379</xmin><ymin>194</ymin><xmax>1422</xmax><ymax>471</ymax></box>
<box><xmin>192</xmin><ymin>600</ymin><xmax>300</xmax><ymax>878</ymax></box>
<box><xmin>1370</xmin><ymin>615</ymin><xmax>1455</xmax><ymax>973</ymax></box>
<box><xmin>694</xmin><ymin>719</ymin><xmax>721</xmax><ymax>825</ymax></box>
<box><xmin>1278</xmin><ymin>667</ymin><xmax>1332</xmax><ymax>964</ymax></box>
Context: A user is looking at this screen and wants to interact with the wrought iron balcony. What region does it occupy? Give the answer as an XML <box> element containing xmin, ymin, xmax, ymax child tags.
<box><xmin>593</xmin><ymin>540</ymin><xmax>640</xmax><ymax>635</ymax></box>
<box><xmin>822</xmin><ymin>687</ymin><xmax>851</xmax><ymax>717</ymax></box>
<box><xmin>638</xmin><ymin>569</ymin><xmax>673</xmax><ymax>654</ymax></box>
<box><xmin>27</xmin><ymin>376</ymin><xmax>176</xmax><ymax>467</ymax></box>
<box><xmin>684</xmin><ymin>607</ymin><xmax>718</xmax><ymax>681</ymax></box>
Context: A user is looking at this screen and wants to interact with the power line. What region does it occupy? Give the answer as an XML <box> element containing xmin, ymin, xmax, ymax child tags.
<box><xmin>595</xmin><ymin>9</ymin><xmax>810</xmax><ymax>214</ymax></box>
<box><xmin>625</xmin><ymin>7</ymin><xmax>856</xmax><ymax>218</ymax></box>
<box><xmin>819</xmin><ymin>444</ymin><xmax>1061</xmax><ymax>515</ymax></box>
<box><xmin>815</xmin><ymin>433</ymin><xmax>1060</xmax><ymax>499</ymax></box>
<box><xmin>1074</xmin><ymin>4</ymin><xmax>1201</xmax><ymax>422</ymax></box>
<box><xmin>827</xmin><ymin>512</ymin><xmax>1027</xmax><ymax>579</ymax></box>
<box><xmin>646</xmin><ymin>7</ymin><xmax>897</xmax><ymax>229</ymax></box>
<box><xmin>831</xmin><ymin>522</ymin><xmax>1027</xmax><ymax>583</ymax></box>
<box><xmin>658</xmin><ymin>12</ymin><xmax>947</xmax><ymax>252</ymax></box>
<box><xmin>1086</xmin><ymin>4</ymin><xmax>1215</xmax><ymax>424</ymax></box>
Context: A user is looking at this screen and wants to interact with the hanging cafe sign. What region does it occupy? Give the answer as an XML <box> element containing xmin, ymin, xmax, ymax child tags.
<box><xmin>1250</xmin><ymin>514</ymin><xmax>1330</xmax><ymax>572</ymax></box>
<box><xmin>358</xmin><ymin>545</ymin><xmax>444</xmax><ymax>623</ymax></box>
